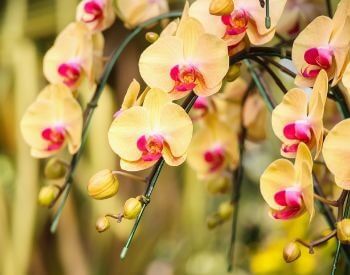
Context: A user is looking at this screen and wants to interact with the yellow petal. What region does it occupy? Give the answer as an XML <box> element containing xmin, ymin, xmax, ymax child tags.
<box><xmin>158</xmin><ymin>103</ymin><xmax>193</xmax><ymax>157</ymax></box>
<box><xmin>191</xmin><ymin>33</ymin><xmax>229</xmax><ymax>90</ymax></box>
<box><xmin>189</xmin><ymin>0</ymin><xmax>226</xmax><ymax>38</ymax></box>
<box><xmin>121</xmin><ymin>79</ymin><xmax>140</xmax><ymax>110</ymax></box>
<box><xmin>162</xmin><ymin>145</ymin><xmax>187</xmax><ymax>166</ymax></box>
<box><xmin>294</xmin><ymin>142</ymin><xmax>313</xmax><ymax>175</ymax></box>
<box><xmin>142</xmin><ymin>88</ymin><xmax>171</xmax><ymax>129</ymax></box>
<box><xmin>322</xmin><ymin>119</ymin><xmax>350</xmax><ymax>186</ymax></box>
<box><xmin>108</xmin><ymin>106</ymin><xmax>151</xmax><ymax>161</ymax></box>
<box><xmin>260</xmin><ymin>159</ymin><xmax>296</xmax><ymax>209</ymax></box>
<box><xmin>139</xmin><ymin>36</ymin><xmax>184</xmax><ymax>92</ymax></box>
<box><xmin>272</xmin><ymin>88</ymin><xmax>308</xmax><ymax>143</ymax></box>
<box><xmin>300</xmin><ymin>161</ymin><xmax>314</xmax><ymax>220</ymax></box>
<box><xmin>120</xmin><ymin>158</ymin><xmax>156</xmax><ymax>171</ymax></box>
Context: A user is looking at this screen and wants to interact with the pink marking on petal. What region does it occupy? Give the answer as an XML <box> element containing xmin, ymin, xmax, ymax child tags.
<box><xmin>271</xmin><ymin>206</ymin><xmax>302</xmax><ymax>220</ymax></box>
<box><xmin>204</xmin><ymin>146</ymin><xmax>225</xmax><ymax>173</ymax></box>
<box><xmin>41</xmin><ymin>126</ymin><xmax>66</xmax><ymax>151</ymax></box>
<box><xmin>170</xmin><ymin>64</ymin><xmax>204</xmax><ymax>93</ymax></box>
<box><xmin>222</xmin><ymin>9</ymin><xmax>249</xmax><ymax>36</ymax></box>
<box><xmin>170</xmin><ymin>65</ymin><xmax>180</xmax><ymax>81</ymax></box>
<box><xmin>58</xmin><ymin>62</ymin><xmax>82</xmax><ymax>87</ymax></box>
<box><xmin>283</xmin><ymin>120</ymin><xmax>312</xmax><ymax>143</ymax></box>
<box><xmin>137</xmin><ymin>134</ymin><xmax>165</xmax><ymax>162</ymax></box>
<box><xmin>274</xmin><ymin>190</ymin><xmax>287</xmax><ymax>206</ymax></box>
<box><xmin>193</xmin><ymin>97</ymin><xmax>208</xmax><ymax>110</ymax></box>
<box><xmin>82</xmin><ymin>1</ymin><xmax>104</xmax><ymax>23</ymax></box>
<box><xmin>302</xmin><ymin>47</ymin><xmax>333</xmax><ymax>79</ymax></box>
<box><xmin>221</xmin><ymin>15</ymin><xmax>232</xmax><ymax>26</ymax></box>
<box><xmin>281</xmin><ymin>143</ymin><xmax>299</xmax><ymax>154</ymax></box>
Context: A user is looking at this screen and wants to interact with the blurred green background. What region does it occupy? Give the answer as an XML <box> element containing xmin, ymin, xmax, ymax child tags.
<box><xmin>0</xmin><ymin>0</ymin><xmax>340</xmax><ymax>274</ymax></box>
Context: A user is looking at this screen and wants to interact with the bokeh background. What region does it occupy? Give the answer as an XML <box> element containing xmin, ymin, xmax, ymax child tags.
<box><xmin>0</xmin><ymin>0</ymin><xmax>342</xmax><ymax>274</ymax></box>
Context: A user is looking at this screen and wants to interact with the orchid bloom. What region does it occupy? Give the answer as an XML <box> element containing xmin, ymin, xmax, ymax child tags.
<box><xmin>260</xmin><ymin>142</ymin><xmax>314</xmax><ymax>220</ymax></box>
<box><xmin>292</xmin><ymin>0</ymin><xmax>350</xmax><ymax>87</ymax></box>
<box><xmin>108</xmin><ymin>88</ymin><xmax>193</xmax><ymax>171</ymax></box>
<box><xmin>20</xmin><ymin>84</ymin><xmax>83</xmax><ymax>158</ymax></box>
<box><xmin>272</xmin><ymin>70</ymin><xmax>328</xmax><ymax>158</ymax></box>
<box><xmin>342</xmin><ymin>63</ymin><xmax>350</xmax><ymax>93</ymax></box>
<box><xmin>116</xmin><ymin>0</ymin><xmax>169</xmax><ymax>29</ymax></box>
<box><xmin>43</xmin><ymin>22</ymin><xmax>96</xmax><ymax>90</ymax></box>
<box><xmin>188</xmin><ymin>0</ymin><xmax>287</xmax><ymax>46</ymax></box>
<box><xmin>76</xmin><ymin>0</ymin><xmax>116</xmax><ymax>32</ymax></box>
<box><xmin>322</xmin><ymin>119</ymin><xmax>350</xmax><ymax>190</ymax></box>
<box><xmin>139</xmin><ymin>11</ymin><xmax>229</xmax><ymax>100</ymax></box>
<box><xmin>187</xmin><ymin>117</ymin><xmax>238</xmax><ymax>178</ymax></box>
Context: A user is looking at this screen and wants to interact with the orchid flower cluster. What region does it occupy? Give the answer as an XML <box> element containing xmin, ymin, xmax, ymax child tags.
<box><xmin>19</xmin><ymin>0</ymin><xmax>350</xmax><ymax>272</ymax></box>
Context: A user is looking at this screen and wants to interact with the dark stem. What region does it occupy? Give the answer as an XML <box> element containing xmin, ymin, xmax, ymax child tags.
<box><xmin>296</xmin><ymin>229</ymin><xmax>337</xmax><ymax>254</ymax></box>
<box><xmin>49</xmin><ymin>11</ymin><xmax>183</xmax><ymax>233</ymax></box>
<box><xmin>120</xmin><ymin>92</ymin><xmax>198</xmax><ymax>259</ymax></box>
<box><xmin>325</xmin><ymin>0</ymin><xmax>333</xmax><ymax>17</ymax></box>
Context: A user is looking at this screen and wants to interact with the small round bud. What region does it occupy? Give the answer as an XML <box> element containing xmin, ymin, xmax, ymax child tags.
<box><xmin>145</xmin><ymin>32</ymin><xmax>159</xmax><ymax>43</ymax></box>
<box><xmin>206</xmin><ymin>178</ymin><xmax>229</xmax><ymax>194</ymax></box>
<box><xmin>209</xmin><ymin>0</ymin><xmax>234</xmax><ymax>16</ymax></box>
<box><xmin>95</xmin><ymin>216</ymin><xmax>110</xmax><ymax>233</ymax></box>
<box><xmin>87</xmin><ymin>169</ymin><xmax>119</xmax><ymax>200</ymax></box>
<box><xmin>337</xmin><ymin>219</ymin><xmax>350</xmax><ymax>244</ymax></box>
<box><xmin>283</xmin><ymin>242</ymin><xmax>301</xmax><ymax>263</ymax></box>
<box><xmin>123</xmin><ymin>198</ymin><xmax>142</xmax><ymax>220</ymax></box>
<box><xmin>206</xmin><ymin>214</ymin><xmax>222</xmax><ymax>230</ymax></box>
<box><xmin>44</xmin><ymin>158</ymin><xmax>67</xmax><ymax>179</ymax></box>
<box><xmin>218</xmin><ymin>201</ymin><xmax>233</xmax><ymax>220</ymax></box>
<box><xmin>225</xmin><ymin>64</ymin><xmax>241</xmax><ymax>82</ymax></box>
<box><xmin>38</xmin><ymin>185</ymin><xmax>59</xmax><ymax>207</ymax></box>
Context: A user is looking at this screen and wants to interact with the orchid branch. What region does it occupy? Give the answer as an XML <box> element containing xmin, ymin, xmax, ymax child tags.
<box><xmin>49</xmin><ymin>11</ymin><xmax>183</xmax><ymax>233</ymax></box>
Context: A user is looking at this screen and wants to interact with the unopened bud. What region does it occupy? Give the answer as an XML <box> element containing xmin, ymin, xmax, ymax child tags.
<box><xmin>225</xmin><ymin>64</ymin><xmax>241</xmax><ymax>82</ymax></box>
<box><xmin>209</xmin><ymin>0</ymin><xmax>234</xmax><ymax>16</ymax></box>
<box><xmin>337</xmin><ymin>219</ymin><xmax>350</xmax><ymax>244</ymax></box>
<box><xmin>206</xmin><ymin>178</ymin><xmax>229</xmax><ymax>194</ymax></box>
<box><xmin>87</xmin><ymin>169</ymin><xmax>119</xmax><ymax>200</ymax></box>
<box><xmin>218</xmin><ymin>201</ymin><xmax>233</xmax><ymax>220</ymax></box>
<box><xmin>145</xmin><ymin>32</ymin><xmax>159</xmax><ymax>43</ymax></box>
<box><xmin>96</xmin><ymin>216</ymin><xmax>110</xmax><ymax>233</ymax></box>
<box><xmin>38</xmin><ymin>185</ymin><xmax>59</xmax><ymax>207</ymax></box>
<box><xmin>123</xmin><ymin>198</ymin><xmax>142</xmax><ymax>219</ymax></box>
<box><xmin>44</xmin><ymin>158</ymin><xmax>67</xmax><ymax>179</ymax></box>
<box><xmin>283</xmin><ymin>242</ymin><xmax>301</xmax><ymax>263</ymax></box>
<box><xmin>206</xmin><ymin>214</ymin><xmax>222</xmax><ymax>229</ymax></box>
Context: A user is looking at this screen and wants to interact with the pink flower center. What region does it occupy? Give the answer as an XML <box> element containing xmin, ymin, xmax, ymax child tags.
<box><xmin>58</xmin><ymin>62</ymin><xmax>82</xmax><ymax>88</ymax></box>
<box><xmin>41</xmin><ymin>126</ymin><xmax>66</xmax><ymax>151</ymax></box>
<box><xmin>137</xmin><ymin>134</ymin><xmax>164</xmax><ymax>162</ymax></box>
<box><xmin>82</xmin><ymin>0</ymin><xmax>104</xmax><ymax>23</ymax></box>
<box><xmin>302</xmin><ymin>47</ymin><xmax>333</xmax><ymax>79</ymax></box>
<box><xmin>283</xmin><ymin>120</ymin><xmax>312</xmax><ymax>143</ymax></box>
<box><xmin>221</xmin><ymin>9</ymin><xmax>249</xmax><ymax>35</ymax></box>
<box><xmin>170</xmin><ymin>64</ymin><xmax>203</xmax><ymax>92</ymax></box>
<box><xmin>272</xmin><ymin>187</ymin><xmax>304</xmax><ymax>219</ymax></box>
<box><xmin>204</xmin><ymin>146</ymin><xmax>225</xmax><ymax>173</ymax></box>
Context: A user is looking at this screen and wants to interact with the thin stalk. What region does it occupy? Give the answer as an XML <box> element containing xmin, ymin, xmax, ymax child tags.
<box><xmin>296</xmin><ymin>229</ymin><xmax>337</xmax><ymax>254</ymax></box>
<box><xmin>49</xmin><ymin>11</ymin><xmax>183</xmax><ymax>233</ymax></box>
<box><xmin>120</xmin><ymin>92</ymin><xmax>198</xmax><ymax>259</ymax></box>
<box><xmin>325</xmin><ymin>0</ymin><xmax>332</xmax><ymax>17</ymax></box>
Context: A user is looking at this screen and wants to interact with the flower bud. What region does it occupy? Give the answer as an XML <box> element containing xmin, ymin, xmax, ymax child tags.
<box><xmin>283</xmin><ymin>242</ymin><xmax>301</xmax><ymax>263</ymax></box>
<box><xmin>337</xmin><ymin>219</ymin><xmax>350</xmax><ymax>244</ymax></box>
<box><xmin>44</xmin><ymin>158</ymin><xmax>67</xmax><ymax>179</ymax></box>
<box><xmin>38</xmin><ymin>185</ymin><xmax>59</xmax><ymax>207</ymax></box>
<box><xmin>225</xmin><ymin>64</ymin><xmax>241</xmax><ymax>82</ymax></box>
<box><xmin>218</xmin><ymin>201</ymin><xmax>233</xmax><ymax>220</ymax></box>
<box><xmin>206</xmin><ymin>178</ymin><xmax>229</xmax><ymax>194</ymax></box>
<box><xmin>123</xmin><ymin>198</ymin><xmax>142</xmax><ymax>220</ymax></box>
<box><xmin>87</xmin><ymin>169</ymin><xmax>119</xmax><ymax>200</ymax></box>
<box><xmin>209</xmin><ymin>0</ymin><xmax>234</xmax><ymax>16</ymax></box>
<box><xmin>206</xmin><ymin>214</ymin><xmax>222</xmax><ymax>230</ymax></box>
<box><xmin>95</xmin><ymin>216</ymin><xmax>110</xmax><ymax>233</ymax></box>
<box><xmin>145</xmin><ymin>32</ymin><xmax>159</xmax><ymax>43</ymax></box>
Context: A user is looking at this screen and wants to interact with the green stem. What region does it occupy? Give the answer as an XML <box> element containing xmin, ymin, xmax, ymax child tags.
<box><xmin>49</xmin><ymin>11</ymin><xmax>183</xmax><ymax>233</ymax></box>
<box><xmin>120</xmin><ymin>92</ymin><xmax>198</xmax><ymax>259</ymax></box>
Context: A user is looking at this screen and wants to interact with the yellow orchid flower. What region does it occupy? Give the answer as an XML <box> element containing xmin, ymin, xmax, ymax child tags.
<box><xmin>188</xmin><ymin>0</ymin><xmax>287</xmax><ymax>47</ymax></box>
<box><xmin>76</xmin><ymin>0</ymin><xmax>116</xmax><ymax>32</ymax></box>
<box><xmin>292</xmin><ymin>0</ymin><xmax>350</xmax><ymax>87</ymax></box>
<box><xmin>187</xmin><ymin>117</ymin><xmax>239</xmax><ymax>179</ymax></box>
<box><xmin>322</xmin><ymin>119</ymin><xmax>350</xmax><ymax>190</ymax></box>
<box><xmin>108</xmin><ymin>88</ymin><xmax>193</xmax><ymax>171</ymax></box>
<box><xmin>115</xmin><ymin>0</ymin><xmax>169</xmax><ymax>29</ymax></box>
<box><xmin>43</xmin><ymin>22</ymin><xmax>97</xmax><ymax>90</ymax></box>
<box><xmin>260</xmin><ymin>143</ymin><xmax>314</xmax><ymax>220</ymax></box>
<box><xmin>20</xmin><ymin>84</ymin><xmax>83</xmax><ymax>158</ymax></box>
<box><xmin>272</xmin><ymin>70</ymin><xmax>328</xmax><ymax>158</ymax></box>
<box><xmin>139</xmin><ymin>9</ymin><xmax>229</xmax><ymax>100</ymax></box>
<box><xmin>342</xmin><ymin>62</ymin><xmax>350</xmax><ymax>93</ymax></box>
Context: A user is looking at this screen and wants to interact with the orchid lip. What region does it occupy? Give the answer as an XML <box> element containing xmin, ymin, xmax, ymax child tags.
<box><xmin>42</xmin><ymin>126</ymin><xmax>66</xmax><ymax>151</ymax></box>
<box><xmin>204</xmin><ymin>146</ymin><xmax>225</xmax><ymax>173</ymax></box>
<box><xmin>137</xmin><ymin>134</ymin><xmax>165</xmax><ymax>162</ymax></box>
<box><xmin>271</xmin><ymin>186</ymin><xmax>304</xmax><ymax>220</ymax></box>
<box><xmin>58</xmin><ymin>61</ymin><xmax>82</xmax><ymax>87</ymax></box>
<box><xmin>283</xmin><ymin>120</ymin><xmax>312</xmax><ymax>143</ymax></box>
